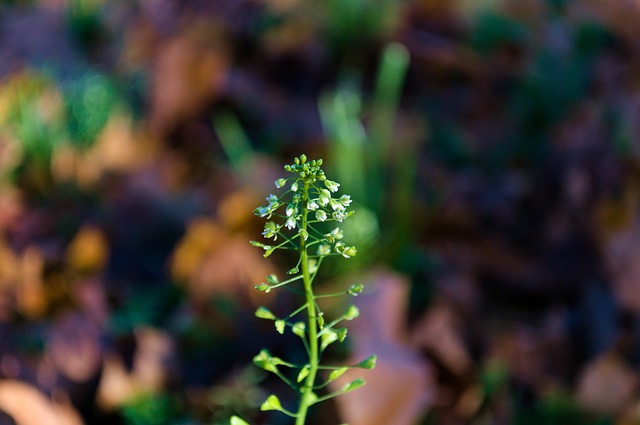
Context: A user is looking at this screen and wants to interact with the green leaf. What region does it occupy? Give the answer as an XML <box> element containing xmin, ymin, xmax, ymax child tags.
<box><xmin>230</xmin><ymin>416</ymin><xmax>250</xmax><ymax>425</ymax></box>
<box><xmin>297</xmin><ymin>365</ymin><xmax>310</xmax><ymax>382</ymax></box>
<box><xmin>275</xmin><ymin>320</ymin><xmax>285</xmax><ymax>334</ymax></box>
<box><xmin>260</xmin><ymin>394</ymin><xmax>282</xmax><ymax>411</ymax></box>
<box><xmin>328</xmin><ymin>367</ymin><xmax>348</xmax><ymax>383</ymax></box>
<box><xmin>255</xmin><ymin>307</ymin><xmax>276</xmax><ymax>320</ymax></box>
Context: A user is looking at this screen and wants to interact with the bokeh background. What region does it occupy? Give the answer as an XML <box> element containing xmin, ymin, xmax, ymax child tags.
<box><xmin>2</xmin><ymin>0</ymin><xmax>640</xmax><ymax>424</ymax></box>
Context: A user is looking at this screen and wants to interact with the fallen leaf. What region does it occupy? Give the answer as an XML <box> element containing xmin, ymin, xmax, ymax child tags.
<box><xmin>65</xmin><ymin>225</ymin><xmax>109</xmax><ymax>273</ymax></box>
<box><xmin>575</xmin><ymin>351</ymin><xmax>637</xmax><ymax>415</ymax></box>
<box><xmin>330</xmin><ymin>269</ymin><xmax>433</xmax><ymax>425</ymax></box>
<box><xmin>0</xmin><ymin>380</ymin><xmax>84</xmax><ymax>425</ymax></box>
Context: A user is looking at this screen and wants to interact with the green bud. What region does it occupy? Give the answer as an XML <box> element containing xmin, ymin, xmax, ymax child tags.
<box><xmin>275</xmin><ymin>320</ymin><xmax>285</xmax><ymax>334</ymax></box>
<box><xmin>255</xmin><ymin>307</ymin><xmax>276</xmax><ymax>320</ymax></box>
<box><xmin>344</xmin><ymin>305</ymin><xmax>360</xmax><ymax>320</ymax></box>
<box><xmin>255</xmin><ymin>284</ymin><xmax>271</xmax><ymax>292</ymax></box>
<box><xmin>275</xmin><ymin>178</ymin><xmax>287</xmax><ymax>188</ymax></box>
<box><xmin>355</xmin><ymin>355</ymin><xmax>377</xmax><ymax>370</ymax></box>
<box><xmin>347</xmin><ymin>283</ymin><xmax>364</xmax><ymax>296</ymax></box>
<box><xmin>337</xmin><ymin>328</ymin><xmax>348</xmax><ymax>342</ymax></box>
<box><xmin>297</xmin><ymin>365</ymin><xmax>310</xmax><ymax>382</ymax></box>
<box><xmin>266</xmin><ymin>274</ymin><xmax>279</xmax><ymax>284</ymax></box>
<box><xmin>292</xmin><ymin>322</ymin><xmax>306</xmax><ymax>337</ymax></box>
<box><xmin>300</xmin><ymin>154</ymin><xmax>307</xmax><ymax>163</ymax></box>
<box><xmin>328</xmin><ymin>367</ymin><xmax>348</xmax><ymax>383</ymax></box>
<box><xmin>260</xmin><ymin>394</ymin><xmax>283</xmax><ymax>411</ymax></box>
<box><xmin>230</xmin><ymin>416</ymin><xmax>250</xmax><ymax>425</ymax></box>
<box><xmin>342</xmin><ymin>378</ymin><xmax>366</xmax><ymax>393</ymax></box>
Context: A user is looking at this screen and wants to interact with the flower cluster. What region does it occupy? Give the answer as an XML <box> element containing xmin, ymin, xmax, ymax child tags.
<box><xmin>251</xmin><ymin>154</ymin><xmax>357</xmax><ymax>260</ymax></box>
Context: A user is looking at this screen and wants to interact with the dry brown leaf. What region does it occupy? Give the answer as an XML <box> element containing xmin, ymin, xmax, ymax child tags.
<box><xmin>575</xmin><ymin>352</ymin><xmax>637</xmax><ymax>415</ymax></box>
<box><xmin>170</xmin><ymin>217</ymin><xmax>225</xmax><ymax>283</ymax></box>
<box><xmin>411</xmin><ymin>303</ymin><xmax>474</xmax><ymax>378</ymax></box>
<box><xmin>331</xmin><ymin>269</ymin><xmax>433</xmax><ymax>425</ymax></box>
<box><xmin>97</xmin><ymin>327</ymin><xmax>175</xmax><ymax>410</ymax></box>
<box><xmin>16</xmin><ymin>246</ymin><xmax>46</xmax><ymax>319</ymax></box>
<box><xmin>96</xmin><ymin>355</ymin><xmax>135</xmax><ymax>410</ymax></box>
<box><xmin>603</xmin><ymin>218</ymin><xmax>640</xmax><ymax>313</ymax></box>
<box><xmin>65</xmin><ymin>225</ymin><xmax>109</xmax><ymax>273</ymax></box>
<box><xmin>149</xmin><ymin>21</ymin><xmax>229</xmax><ymax>135</ymax></box>
<box><xmin>0</xmin><ymin>380</ymin><xmax>84</xmax><ymax>425</ymax></box>
<box><xmin>48</xmin><ymin>312</ymin><xmax>103</xmax><ymax>383</ymax></box>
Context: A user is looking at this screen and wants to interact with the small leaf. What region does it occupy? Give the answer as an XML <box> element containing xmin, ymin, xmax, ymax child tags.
<box><xmin>260</xmin><ymin>394</ymin><xmax>282</xmax><ymax>411</ymax></box>
<box><xmin>297</xmin><ymin>365</ymin><xmax>310</xmax><ymax>382</ymax></box>
<box><xmin>230</xmin><ymin>416</ymin><xmax>250</xmax><ymax>425</ymax></box>
<box><xmin>255</xmin><ymin>307</ymin><xmax>276</xmax><ymax>320</ymax></box>
<box><xmin>275</xmin><ymin>320</ymin><xmax>285</xmax><ymax>334</ymax></box>
<box><xmin>355</xmin><ymin>355</ymin><xmax>377</xmax><ymax>370</ymax></box>
<box><xmin>328</xmin><ymin>367</ymin><xmax>348</xmax><ymax>383</ymax></box>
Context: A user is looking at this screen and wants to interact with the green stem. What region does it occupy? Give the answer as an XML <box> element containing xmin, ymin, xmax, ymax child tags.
<box><xmin>296</xmin><ymin>181</ymin><xmax>319</xmax><ymax>425</ymax></box>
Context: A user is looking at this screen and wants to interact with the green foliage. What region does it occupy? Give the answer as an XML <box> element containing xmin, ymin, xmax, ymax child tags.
<box><xmin>236</xmin><ymin>155</ymin><xmax>375</xmax><ymax>425</ymax></box>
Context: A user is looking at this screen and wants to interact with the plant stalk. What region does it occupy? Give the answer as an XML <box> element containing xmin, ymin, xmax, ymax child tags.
<box><xmin>296</xmin><ymin>181</ymin><xmax>319</xmax><ymax>425</ymax></box>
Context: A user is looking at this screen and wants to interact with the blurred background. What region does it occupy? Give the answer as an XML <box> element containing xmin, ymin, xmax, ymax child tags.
<box><xmin>1</xmin><ymin>0</ymin><xmax>640</xmax><ymax>424</ymax></box>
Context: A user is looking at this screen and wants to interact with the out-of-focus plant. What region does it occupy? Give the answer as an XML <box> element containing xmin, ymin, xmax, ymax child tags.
<box><xmin>319</xmin><ymin>42</ymin><xmax>413</xmax><ymax>268</ymax></box>
<box><xmin>231</xmin><ymin>155</ymin><xmax>376</xmax><ymax>425</ymax></box>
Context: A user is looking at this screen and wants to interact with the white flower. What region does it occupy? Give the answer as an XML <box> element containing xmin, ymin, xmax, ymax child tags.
<box><xmin>266</xmin><ymin>194</ymin><xmax>278</xmax><ymax>203</ymax></box>
<box><xmin>332</xmin><ymin>210</ymin><xmax>346</xmax><ymax>222</ymax></box>
<box><xmin>339</xmin><ymin>195</ymin><xmax>352</xmax><ymax>207</ymax></box>
<box><xmin>317</xmin><ymin>244</ymin><xmax>331</xmax><ymax>256</ymax></box>
<box><xmin>324</xmin><ymin>180</ymin><xmax>340</xmax><ymax>192</ymax></box>
<box><xmin>285</xmin><ymin>216</ymin><xmax>296</xmax><ymax>230</ymax></box>
<box><xmin>286</xmin><ymin>204</ymin><xmax>296</xmax><ymax>217</ymax></box>
<box><xmin>329</xmin><ymin>198</ymin><xmax>345</xmax><ymax>211</ymax></box>
<box><xmin>307</xmin><ymin>200</ymin><xmax>319</xmax><ymax>211</ymax></box>
<box><xmin>316</xmin><ymin>210</ymin><xmax>327</xmax><ymax>222</ymax></box>
<box><xmin>291</xmin><ymin>181</ymin><xmax>299</xmax><ymax>192</ymax></box>
<box><xmin>318</xmin><ymin>189</ymin><xmax>331</xmax><ymax>206</ymax></box>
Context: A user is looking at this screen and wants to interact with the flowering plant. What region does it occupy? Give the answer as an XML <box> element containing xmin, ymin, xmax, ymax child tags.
<box><xmin>231</xmin><ymin>155</ymin><xmax>376</xmax><ymax>425</ymax></box>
